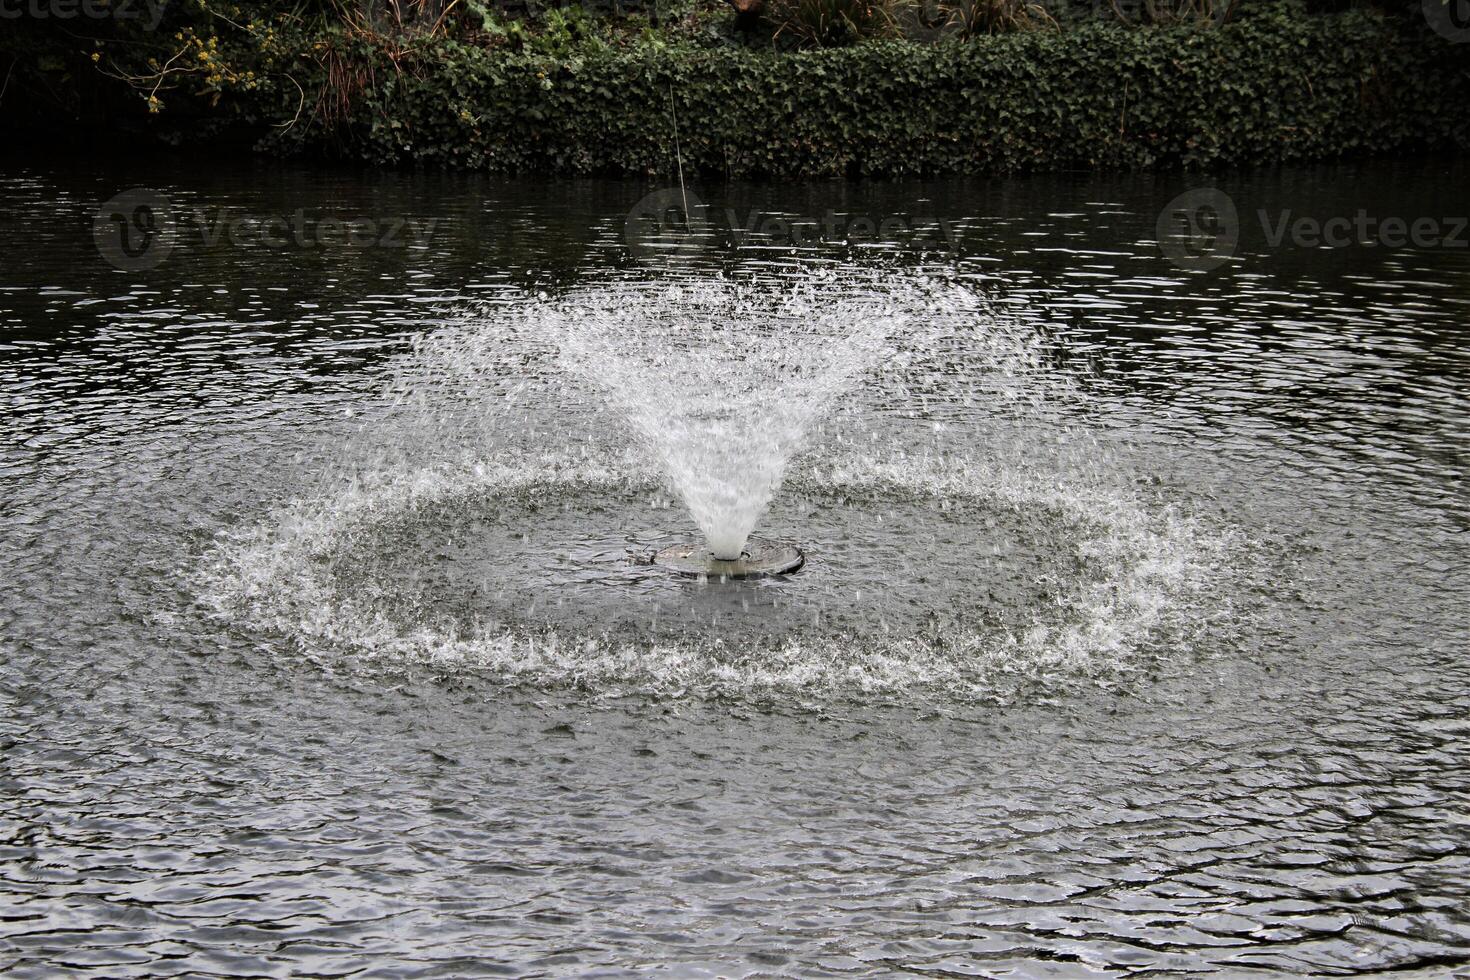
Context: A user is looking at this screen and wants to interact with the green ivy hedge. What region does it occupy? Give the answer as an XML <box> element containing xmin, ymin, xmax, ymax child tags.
<box><xmin>305</xmin><ymin>13</ymin><xmax>1469</xmax><ymax>175</ymax></box>
<box><xmin>10</xmin><ymin>5</ymin><xmax>1470</xmax><ymax>177</ymax></box>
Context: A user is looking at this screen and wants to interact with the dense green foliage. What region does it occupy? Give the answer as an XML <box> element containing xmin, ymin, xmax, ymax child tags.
<box><xmin>3</xmin><ymin>1</ymin><xmax>1466</xmax><ymax>177</ymax></box>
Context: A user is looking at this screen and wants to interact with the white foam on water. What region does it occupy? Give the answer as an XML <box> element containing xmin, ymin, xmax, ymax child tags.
<box><xmin>193</xmin><ymin>448</ymin><xmax>1243</xmax><ymax>702</ymax></box>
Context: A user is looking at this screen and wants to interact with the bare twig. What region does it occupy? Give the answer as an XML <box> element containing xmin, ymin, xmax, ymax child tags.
<box><xmin>276</xmin><ymin>73</ymin><xmax>307</xmax><ymax>131</ymax></box>
<box><xmin>668</xmin><ymin>82</ymin><xmax>689</xmax><ymax>222</ymax></box>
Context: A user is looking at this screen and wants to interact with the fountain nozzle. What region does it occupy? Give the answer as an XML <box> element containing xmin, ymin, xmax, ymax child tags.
<box><xmin>652</xmin><ymin>537</ymin><xmax>804</xmax><ymax>580</ymax></box>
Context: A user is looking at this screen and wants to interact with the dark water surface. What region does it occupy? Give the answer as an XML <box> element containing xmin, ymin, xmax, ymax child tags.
<box><xmin>2</xmin><ymin>154</ymin><xmax>1468</xmax><ymax>976</ymax></box>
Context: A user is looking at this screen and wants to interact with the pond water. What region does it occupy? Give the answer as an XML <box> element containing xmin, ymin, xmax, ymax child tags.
<box><xmin>1</xmin><ymin>153</ymin><xmax>1467</xmax><ymax>977</ymax></box>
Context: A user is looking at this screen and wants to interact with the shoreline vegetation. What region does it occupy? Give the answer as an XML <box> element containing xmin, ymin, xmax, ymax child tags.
<box><xmin>2</xmin><ymin>0</ymin><xmax>1466</xmax><ymax>177</ymax></box>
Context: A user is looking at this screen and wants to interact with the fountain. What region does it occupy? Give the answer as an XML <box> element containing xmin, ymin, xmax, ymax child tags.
<box><xmin>542</xmin><ymin>277</ymin><xmax>903</xmax><ymax>577</ymax></box>
<box><xmin>197</xmin><ymin>266</ymin><xmax>1235</xmax><ymax>700</ymax></box>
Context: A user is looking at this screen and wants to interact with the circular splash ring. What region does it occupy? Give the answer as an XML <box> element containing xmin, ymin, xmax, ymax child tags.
<box><xmin>652</xmin><ymin>537</ymin><xmax>805</xmax><ymax>579</ymax></box>
<box><xmin>195</xmin><ymin>451</ymin><xmax>1240</xmax><ymax>702</ymax></box>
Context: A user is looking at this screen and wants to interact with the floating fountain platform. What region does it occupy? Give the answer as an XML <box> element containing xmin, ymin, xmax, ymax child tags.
<box><xmin>653</xmin><ymin>537</ymin><xmax>804</xmax><ymax>579</ymax></box>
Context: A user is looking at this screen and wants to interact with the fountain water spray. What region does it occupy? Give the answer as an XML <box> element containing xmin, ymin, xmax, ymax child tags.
<box><xmin>544</xmin><ymin>275</ymin><xmax>905</xmax><ymax>574</ymax></box>
<box><xmin>196</xmin><ymin>266</ymin><xmax>1239</xmax><ymax>700</ymax></box>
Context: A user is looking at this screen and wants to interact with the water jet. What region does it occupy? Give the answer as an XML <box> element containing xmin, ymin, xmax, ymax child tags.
<box><xmin>544</xmin><ymin>278</ymin><xmax>901</xmax><ymax>577</ymax></box>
